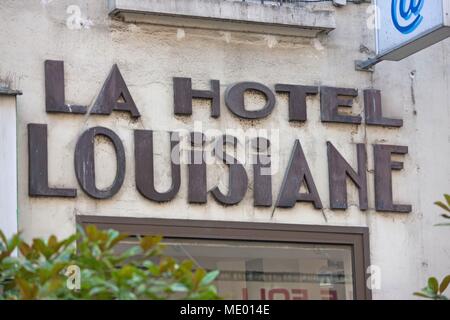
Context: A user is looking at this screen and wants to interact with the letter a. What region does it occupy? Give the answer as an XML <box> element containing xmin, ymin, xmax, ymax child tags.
<box><xmin>276</xmin><ymin>140</ymin><xmax>323</xmax><ymax>209</ymax></box>
<box><xmin>91</xmin><ymin>64</ymin><xmax>140</xmax><ymax>118</ymax></box>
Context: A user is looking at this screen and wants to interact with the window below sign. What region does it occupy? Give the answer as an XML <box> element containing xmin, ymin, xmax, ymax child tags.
<box><xmin>159</xmin><ymin>239</ymin><xmax>353</xmax><ymax>300</ymax></box>
<box><xmin>77</xmin><ymin>216</ymin><xmax>371</xmax><ymax>300</ymax></box>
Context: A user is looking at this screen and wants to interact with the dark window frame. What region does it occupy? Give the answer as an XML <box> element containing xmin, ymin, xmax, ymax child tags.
<box><xmin>76</xmin><ymin>215</ymin><xmax>371</xmax><ymax>300</ymax></box>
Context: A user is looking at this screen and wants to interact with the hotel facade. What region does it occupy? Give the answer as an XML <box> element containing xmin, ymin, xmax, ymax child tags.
<box><xmin>0</xmin><ymin>0</ymin><xmax>449</xmax><ymax>300</ymax></box>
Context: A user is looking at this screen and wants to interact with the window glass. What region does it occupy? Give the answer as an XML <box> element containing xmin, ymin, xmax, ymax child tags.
<box><xmin>160</xmin><ymin>238</ymin><xmax>355</xmax><ymax>300</ymax></box>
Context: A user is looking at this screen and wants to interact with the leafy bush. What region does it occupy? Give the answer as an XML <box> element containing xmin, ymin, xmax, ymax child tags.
<box><xmin>414</xmin><ymin>194</ymin><xmax>450</xmax><ymax>300</ymax></box>
<box><xmin>414</xmin><ymin>276</ymin><xmax>450</xmax><ymax>300</ymax></box>
<box><xmin>434</xmin><ymin>194</ymin><xmax>450</xmax><ymax>226</ymax></box>
<box><xmin>0</xmin><ymin>225</ymin><xmax>220</xmax><ymax>300</ymax></box>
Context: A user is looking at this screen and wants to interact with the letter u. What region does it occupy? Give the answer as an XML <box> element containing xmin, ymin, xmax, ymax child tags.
<box><xmin>134</xmin><ymin>130</ymin><xmax>181</xmax><ymax>202</ymax></box>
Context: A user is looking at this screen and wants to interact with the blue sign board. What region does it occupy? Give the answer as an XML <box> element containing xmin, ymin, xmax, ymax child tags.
<box><xmin>376</xmin><ymin>0</ymin><xmax>450</xmax><ymax>60</ymax></box>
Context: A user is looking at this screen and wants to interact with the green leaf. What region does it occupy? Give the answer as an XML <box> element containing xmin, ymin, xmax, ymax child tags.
<box><xmin>444</xmin><ymin>194</ymin><xmax>450</xmax><ymax>206</ymax></box>
<box><xmin>76</xmin><ymin>224</ymin><xmax>87</xmax><ymax>238</ymax></box>
<box><xmin>118</xmin><ymin>291</ymin><xmax>137</xmax><ymax>300</ymax></box>
<box><xmin>117</xmin><ymin>265</ymin><xmax>136</xmax><ymax>279</ymax></box>
<box><xmin>439</xmin><ymin>275</ymin><xmax>450</xmax><ymax>294</ymax></box>
<box><xmin>179</xmin><ymin>260</ymin><xmax>194</xmax><ymax>271</ymax></box>
<box><xmin>85</xmin><ymin>225</ymin><xmax>99</xmax><ymax>241</ymax></box>
<box><xmin>200</xmin><ymin>270</ymin><xmax>220</xmax><ymax>287</ymax></box>
<box><xmin>48</xmin><ymin>235</ymin><xmax>58</xmax><ymax>249</ymax></box>
<box><xmin>107</xmin><ymin>232</ymin><xmax>128</xmax><ymax>249</ymax></box>
<box><xmin>160</xmin><ymin>258</ymin><xmax>176</xmax><ymax>273</ymax></box>
<box><xmin>7</xmin><ymin>235</ymin><xmax>20</xmax><ymax>253</ymax></box>
<box><xmin>414</xmin><ymin>292</ymin><xmax>433</xmax><ymax>299</ymax></box>
<box><xmin>193</xmin><ymin>269</ymin><xmax>206</xmax><ymax>289</ymax></box>
<box><xmin>22</xmin><ymin>260</ymin><xmax>36</xmax><ymax>273</ymax></box>
<box><xmin>143</xmin><ymin>261</ymin><xmax>160</xmax><ymax>276</ymax></box>
<box><xmin>140</xmin><ymin>236</ymin><xmax>162</xmax><ymax>252</ymax></box>
<box><xmin>16</xmin><ymin>278</ymin><xmax>38</xmax><ymax>300</ymax></box>
<box><xmin>428</xmin><ymin>277</ymin><xmax>439</xmax><ymax>294</ymax></box>
<box><xmin>435</xmin><ymin>223</ymin><xmax>450</xmax><ymax>227</ymax></box>
<box><xmin>435</xmin><ymin>201</ymin><xmax>450</xmax><ymax>213</ymax></box>
<box><xmin>32</xmin><ymin>239</ymin><xmax>52</xmax><ymax>259</ymax></box>
<box><xmin>88</xmin><ymin>287</ymin><xmax>108</xmax><ymax>297</ymax></box>
<box><xmin>119</xmin><ymin>246</ymin><xmax>140</xmax><ymax>261</ymax></box>
<box><xmin>18</xmin><ymin>242</ymin><xmax>32</xmax><ymax>257</ymax></box>
<box><xmin>0</xmin><ymin>230</ymin><xmax>7</xmax><ymax>246</ymax></box>
<box><xmin>188</xmin><ymin>287</ymin><xmax>219</xmax><ymax>300</ymax></box>
<box><xmin>61</xmin><ymin>234</ymin><xmax>78</xmax><ymax>250</ymax></box>
<box><xmin>170</xmin><ymin>283</ymin><xmax>189</xmax><ymax>293</ymax></box>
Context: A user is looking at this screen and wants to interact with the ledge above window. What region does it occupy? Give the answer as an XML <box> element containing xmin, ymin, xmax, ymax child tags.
<box><xmin>0</xmin><ymin>87</ymin><xmax>22</xmax><ymax>96</ymax></box>
<box><xmin>108</xmin><ymin>0</ymin><xmax>336</xmax><ymax>38</ymax></box>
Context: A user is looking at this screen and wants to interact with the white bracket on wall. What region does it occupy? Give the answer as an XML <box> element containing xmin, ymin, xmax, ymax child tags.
<box><xmin>355</xmin><ymin>56</ymin><xmax>383</xmax><ymax>72</ymax></box>
<box><xmin>0</xmin><ymin>87</ymin><xmax>21</xmax><ymax>240</ymax></box>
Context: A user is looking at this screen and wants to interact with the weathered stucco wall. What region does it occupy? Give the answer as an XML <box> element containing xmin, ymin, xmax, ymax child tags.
<box><xmin>0</xmin><ymin>0</ymin><xmax>449</xmax><ymax>299</ymax></box>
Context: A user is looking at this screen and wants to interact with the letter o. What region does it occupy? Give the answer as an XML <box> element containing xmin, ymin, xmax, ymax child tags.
<box><xmin>225</xmin><ymin>82</ymin><xmax>276</xmax><ymax>119</ymax></box>
<box><xmin>75</xmin><ymin>127</ymin><xmax>126</xmax><ymax>199</ymax></box>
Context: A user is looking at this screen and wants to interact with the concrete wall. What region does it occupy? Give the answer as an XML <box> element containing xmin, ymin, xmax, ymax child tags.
<box><xmin>0</xmin><ymin>0</ymin><xmax>448</xmax><ymax>299</ymax></box>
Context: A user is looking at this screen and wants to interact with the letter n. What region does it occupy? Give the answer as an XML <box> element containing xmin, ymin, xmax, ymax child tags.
<box><xmin>327</xmin><ymin>142</ymin><xmax>368</xmax><ymax>210</ymax></box>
